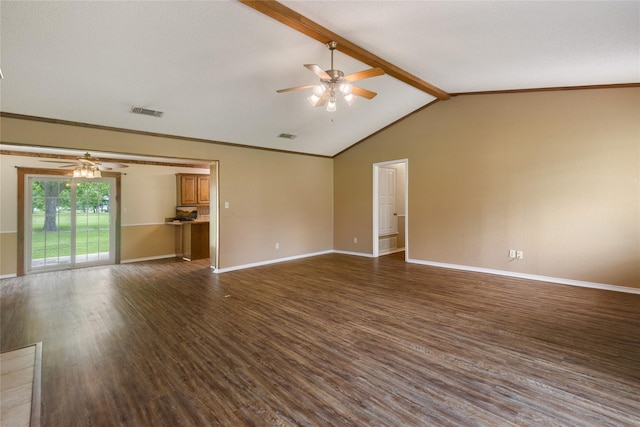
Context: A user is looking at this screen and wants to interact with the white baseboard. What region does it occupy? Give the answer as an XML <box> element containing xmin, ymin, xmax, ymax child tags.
<box><xmin>332</xmin><ymin>250</ymin><xmax>375</xmax><ymax>258</ymax></box>
<box><xmin>214</xmin><ymin>250</ymin><xmax>333</xmax><ymax>273</ymax></box>
<box><xmin>407</xmin><ymin>258</ymin><xmax>640</xmax><ymax>295</ymax></box>
<box><xmin>121</xmin><ymin>254</ymin><xmax>177</xmax><ymax>264</ymax></box>
<box><xmin>379</xmin><ymin>247</ymin><xmax>406</xmax><ymax>256</ymax></box>
<box><xmin>5</xmin><ymin>250</ymin><xmax>636</xmax><ymax>294</ymax></box>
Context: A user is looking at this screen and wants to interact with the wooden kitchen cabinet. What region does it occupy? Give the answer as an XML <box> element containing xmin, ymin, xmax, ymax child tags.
<box><xmin>177</xmin><ymin>174</ymin><xmax>210</xmax><ymax>206</ymax></box>
<box><xmin>182</xmin><ymin>222</ymin><xmax>210</xmax><ymax>261</ymax></box>
<box><xmin>168</xmin><ymin>221</ymin><xmax>210</xmax><ymax>261</ymax></box>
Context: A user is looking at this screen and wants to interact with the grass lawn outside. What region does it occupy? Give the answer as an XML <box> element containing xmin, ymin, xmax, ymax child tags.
<box><xmin>31</xmin><ymin>211</ymin><xmax>111</xmax><ymax>259</ymax></box>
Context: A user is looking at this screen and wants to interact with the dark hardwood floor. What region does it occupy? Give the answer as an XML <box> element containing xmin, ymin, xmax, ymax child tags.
<box><xmin>1</xmin><ymin>252</ymin><xmax>639</xmax><ymax>426</ymax></box>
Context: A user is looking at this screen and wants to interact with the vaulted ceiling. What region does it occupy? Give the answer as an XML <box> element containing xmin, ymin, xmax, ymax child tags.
<box><xmin>1</xmin><ymin>1</ymin><xmax>638</xmax><ymax>157</ymax></box>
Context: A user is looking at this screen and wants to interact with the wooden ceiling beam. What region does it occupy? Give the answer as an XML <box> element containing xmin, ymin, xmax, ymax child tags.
<box><xmin>239</xmin><ymin>0</ymin><xmax>450</xmax><ymax>100</ymax></box>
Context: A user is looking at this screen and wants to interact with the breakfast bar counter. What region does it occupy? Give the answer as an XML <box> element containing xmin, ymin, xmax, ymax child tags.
<box><xmin>165</xmin><ymin>218</ymin><xmax>210</xmax><ymax>261</ymax></box>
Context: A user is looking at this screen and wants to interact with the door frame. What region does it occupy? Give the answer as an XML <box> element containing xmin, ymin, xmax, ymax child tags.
<box><xmin>372</xmin><ymin>159</ymin><xmax>408</xmax><ymax>259</ymax></box>
<box><xmin>17</xmin><ymin>167</ymin><xmax>121</xmax><ymax>276</ymax></box>
<box><xmin>209</xmin><ymin>161</ymin><xmax>219</xmax><ymax>271</ymax></box>
<box><xmin>25</xmin><ymin>175</ymin><xmax>117</xmax><ymax>273</ymax></box>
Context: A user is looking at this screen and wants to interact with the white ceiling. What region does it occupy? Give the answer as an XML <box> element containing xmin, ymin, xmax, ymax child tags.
<box><xmin>1</xmin><ymin>1</ymin><xmax>638</xmax><ymax>157</ymax></box>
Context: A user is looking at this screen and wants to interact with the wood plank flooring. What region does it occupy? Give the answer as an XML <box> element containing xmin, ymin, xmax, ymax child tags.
<box><xmin>1</xmin><ymin>344</ymin><xmax>36</xmax><ymax>426</ymax></box>
<box><xmin>1</xmin><ymin>252</ymin><xmax>639</xmax><ymax>426</ymax></box>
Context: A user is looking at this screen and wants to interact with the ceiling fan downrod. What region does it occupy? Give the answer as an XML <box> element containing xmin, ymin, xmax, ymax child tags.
<box><xmin>327</xmin><ymin>40</ymin><xmax>338</xmax><ymax>70</ymax></box>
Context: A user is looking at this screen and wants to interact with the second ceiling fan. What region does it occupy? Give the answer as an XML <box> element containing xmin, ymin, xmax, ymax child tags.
<box><xmin>277</xmin><ymin>41</ymin><xmax>384</xmax><ymax>112</ymax></box>
<box><xmin>41</xmin><ymin>152</ymin><xmax>128</xmax><ymax>178</ymax></box>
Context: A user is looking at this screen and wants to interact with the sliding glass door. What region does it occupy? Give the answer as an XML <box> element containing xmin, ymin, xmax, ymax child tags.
<box><xmin>26</xmin><ymin>175</ymin><xmax>115</xmax><ymax>273</ymax></box>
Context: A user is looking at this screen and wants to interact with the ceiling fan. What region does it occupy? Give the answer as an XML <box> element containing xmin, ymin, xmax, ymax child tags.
<box><xmin>41</xmin><ymin>152</ymin><xmax>128</xmax><ymax>178</ymax></box>
<box><xmin>277</xmin><ymin>41</ymin><xmax>384</xmax><ymax>112</ymax></box>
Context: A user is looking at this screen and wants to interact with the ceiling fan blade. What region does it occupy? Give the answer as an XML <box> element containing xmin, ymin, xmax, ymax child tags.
<box><xmin>344</xmin><ymin>67</ymin><xmax>384</xmax><ymax>82</ymax></box>
<box><xmin>304</xmin><ymin>64</ymin><xmax>331</xmax><ymax>80</ymax></box>
<box><xmin>351</xmin><ymin>86</ymin><xmax>378</xmax><ymax>100</ymax></box>
<box><xmin>277</xmin><ymin>84</ymin><xmax>315</xmax><ymax>93</ymax></box>
<box><xmin>40</xmin><ymin>160</ymin><xmax>77</xmax><ymax>164</ymax></box>
<box><xmin>314</xmin><ymin>91</ymin><xmax>328</xmax><ymax>107</ymax></box>
<box><xmin>39</xmin><ymin>160</ymin><xmax>76</xmax><ymax>168</ymax></box>
<box><xmin>99</xmin><ymin>162</ymin><xmax>129</xmax><ymax>169</ymax></box>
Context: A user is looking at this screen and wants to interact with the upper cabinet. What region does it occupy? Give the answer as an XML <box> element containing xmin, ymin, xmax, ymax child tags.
<box><xmin>196</xmin><ymin>175</ymin><xmax>210</xmax><ymax>205</ymax></box>
<box><xmin>177</xmin><ymin>174</ymin><xmax>210</xmax><ymax>206</ymax></box>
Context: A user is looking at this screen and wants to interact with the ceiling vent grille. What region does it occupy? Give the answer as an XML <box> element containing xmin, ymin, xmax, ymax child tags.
<box><xmin>278</xmin><ymin>133</ymin><xmax>297</xmax><ymax>140</ymax></box>
<box><xmin>130</xmin><ymin>107</ymin><xmax>164</xmax><ymax>118</ymax></box>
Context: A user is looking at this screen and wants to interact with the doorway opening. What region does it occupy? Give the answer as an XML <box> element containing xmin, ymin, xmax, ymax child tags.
<box><xmin>373</xmin><ymin>159</ymin><xmax>408</xmax><ymax>259</ymax></box>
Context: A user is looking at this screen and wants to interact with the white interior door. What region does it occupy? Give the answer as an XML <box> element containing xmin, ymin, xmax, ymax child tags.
<box><xmin>378</xmin><ymin>167</ymin><xmax>397</xmax><ymax>236</ymax></box>
<box><xmin>26</xmin><ymin>175</ymin><xmax>116</xmax><ymax>273</ymax></box>
<box><xmin>373</xmin><ymin>160</ymin><xmax>408</xmax><ymax>259</ymax></box>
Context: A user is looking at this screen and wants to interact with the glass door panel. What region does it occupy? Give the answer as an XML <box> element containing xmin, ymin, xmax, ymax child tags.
<box><xmin>27</xmin><ymin>176</ymin><xmax>115</xmax><ymax>273</ymax></box>
<box><xmin>75</xmin><ymin>181</ymin><xmax>112</xmax><ymax>264</ymax></box>
<box><xmin>28</xmin><ymin>178</ymin><xmax>72</xmax><ymax>270</ymax></box>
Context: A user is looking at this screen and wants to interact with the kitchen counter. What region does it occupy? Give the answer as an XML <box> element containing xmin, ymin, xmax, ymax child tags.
<box><xmin>165</xmin><ymin>218</ymin><xmax>210</xmax><ymax>260</ymax></box>
<box><xmin>165</xmin><ymin>220</ymin><xmax>209</xmax><ymax>225</ymax></box>
<box><xmin>165</xmin><ymin>216</ymin><xmax>210</xmax><ymax>225</ymax></box>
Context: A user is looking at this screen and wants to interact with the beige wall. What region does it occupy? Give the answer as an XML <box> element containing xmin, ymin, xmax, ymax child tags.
<box><xmin>121</xmin><ymin>224</ymin><xmax>176</xmax><ymax>261</ymax></box>
<box><xmin>0</xmin><ymin>117</ymin><xmax>334</xmax><ymax>274</ymax></box>
<box><xmin>217</xmin><ymin>147</ymin><xmax>333</xmax><ymax>267</ymax></box>
<box><xmin>334</xmin><ymin>87</ymin><xmax>640</xmax><ymax>288</ymax></box>
<box><xmin>0</xmin><ymin>233</ymin><xmax>17</xmax><ymax>275</ymax></box>
<box><xmin>3</xmin><ymin>88</ymin><xmax>637</xmax><ymax>287</ymax></box>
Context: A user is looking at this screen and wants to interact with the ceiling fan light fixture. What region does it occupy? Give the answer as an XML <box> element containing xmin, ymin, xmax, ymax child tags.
<box><xmin>73</xmin><ymin>162</ymin><xmax>102</xmax><ymax>179</ymax></box>
<box><xmin>339</xmin><ymin>83</ymin><xmax>352</xmax><ymax>95</ymax></box>
<box><xmin>312</xmin><ymin>84</ymin><xmax>326</xmax><ymax>97</ymax></box>
<box><xmin>307</xmin><ymin>94</ymin><xmax>321</xmax><ymax>107</ymax></box>
<box><xmin>343</xmin><ymin>93</ymin><xmax>356</xmax><ymax>106</ymax></box>
<box><xmin>326</xmin><ymin>98</ymin><xmax>337</xmax><ymax>113</ymax></box>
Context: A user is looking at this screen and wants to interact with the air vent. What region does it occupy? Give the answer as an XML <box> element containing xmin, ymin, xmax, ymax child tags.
<box><xmin>278</xmin><ymin>133</ymin><xmax>297</xmax><ymax>140</ymax></box>
<box><xmin>130</xmin><ymin>107</ymin><xmax>164</xmax><ymax>118</ymax></box>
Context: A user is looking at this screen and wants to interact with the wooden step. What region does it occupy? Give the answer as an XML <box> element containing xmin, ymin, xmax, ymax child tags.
<box><xmin>1</xmin><ymin>343</ymin><xmax>41</xmax><ymax>427</ymax></box>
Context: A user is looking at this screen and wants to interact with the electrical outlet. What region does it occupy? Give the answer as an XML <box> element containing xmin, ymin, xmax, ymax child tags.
<box><xmin>353</xmin><ymin>237</ymin><xmax>358</xmax><ymax>244</ymax></box>
<box><xmin>275</xmin><ymin>242</ymin><xmax>279</xmax><ymax>249</ymax></box>
<box><xmin>516</xmin><ymin>250</ymin><xmax>523</xmax><ymax>260</ymax></box>
<box><xmin>508</xmin><ymin>249</ymin><xmax>516</xmax><ymax>258</ymax></box>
